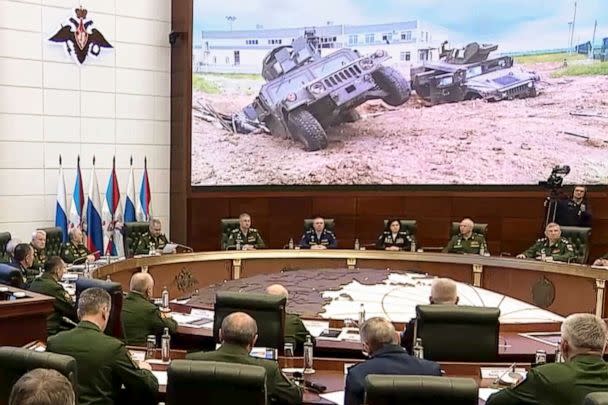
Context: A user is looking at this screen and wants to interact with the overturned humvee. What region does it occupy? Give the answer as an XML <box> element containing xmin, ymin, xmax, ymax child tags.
<box><xmin>410</xmin><ymin>42</ymin><xmax>540</xmax><ymax>106</ymax></box>
<box><xmin>244</xmin><ymin>30</ymin><xmax>411</xmax><ymax>151</ymax></box>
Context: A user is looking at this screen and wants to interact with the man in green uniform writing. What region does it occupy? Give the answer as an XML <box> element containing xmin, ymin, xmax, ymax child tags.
<box><xmin>134</xmin><ymin>218</ymin><xmax>173</xmax><ymax>255</ymax></box>
<box><xmin>61</xmin><ymin>228</ymin><xmax>95</xmax><ymax>264</ymax></box>
<box><xmin>516</xmin><ymin>222</ymin><xmax>576</xmax><ymax>262</ymax></box>
<box><xmin>226</xmin><ymin>213</ymin><xmax>265</xmax><ymax>250</ymax></box>
<box><xmin>30</xmin><ymin>230</ymin><xmax>47</xmax><ymax>271</ymax></box>
<box><xmin>47</xmin><ymin>288</ymin><xmax>158</xmax><ymax>405</ymax></box>
<box><xmin>187</xmin><ymin>312</ymin><xmax>303</xmax><ymax>404</ymax></box>
<box><xmin>122</xmin><ymin>272</ymin><xmax>178</xmax><ymax>345</ymax></box>
<box><xmin>486</xmin><ymin>313</ymin><xmax>608</xmax><ymax>404</ymax></box>
<box><xmin>266</xmin><ymin>284</ymin><xmax>311</xmax><ymax>351</ymax></box>
<box><xmin>442</xmin><ymin>218</ymin><xmax>488</xmax><ymax>254</ymax></box>
<box><xmin>28</xmin><ymin>256</ymin><xmax>77</xmax><ymax>336</ymax></box>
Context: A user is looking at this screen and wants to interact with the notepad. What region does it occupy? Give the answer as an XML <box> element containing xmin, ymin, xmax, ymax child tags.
<box><xmin>319</xmin><ymin>391</ymin><xmax>344</xmax><ymax>405</ymax></box>
<box><xmin>152</xmin><ymin>371</ymin><xmax>167</xmax><ymax>386</ymax></box>
<box><xmin>479</xmin><ymin>388</ymin><xmax>499</xmax><ymax>401</ymax></box>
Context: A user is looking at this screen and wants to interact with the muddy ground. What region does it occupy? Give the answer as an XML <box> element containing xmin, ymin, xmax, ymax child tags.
<box><xmin>191</xmin><ymin>62</ymin><xmax>608</xmax><ymax>186</ymax></box>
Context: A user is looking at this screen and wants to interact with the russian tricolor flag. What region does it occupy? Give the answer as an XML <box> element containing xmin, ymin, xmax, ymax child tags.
<box><xmin>86</xmin><ymin>157</ymin><xmax>103</xmax><ymax>254</ymax></box>
<box><xmin>137</xmin><ymin>157</ymin><xmax>151</xmax><ymax>221</ymax></box>
<box><xmin>102</xmin><ymin>157</ymin><xmax>124</xmax><ymax>257</ymax></box>
<box><xmin>124</xmin><ymin>156</ymin><xmax>137</xmax><ymax>222</ymax></box>
<box><xmin>69</xmin><ymin>156</ymin><xmax>84</xmax><ymax>230</ymax></box>
<box><xmin>55</xmin><ymin>156</ymin><xmax>68</xmax><ymax>243</ymax></box>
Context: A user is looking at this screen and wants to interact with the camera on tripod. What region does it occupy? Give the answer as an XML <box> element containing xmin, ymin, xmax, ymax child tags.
<box><xmin>539</xmin><ymin>165</ymin><xmax>570</xmax><ymax>190</ymax></box>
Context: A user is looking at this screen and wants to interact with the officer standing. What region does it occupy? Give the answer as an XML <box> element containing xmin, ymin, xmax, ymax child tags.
<box><xmin>554</xmin><ymin>185</ymin><xmax>592</xmax><ymax>227</ymax></box>
<box><xmin>226</xmin><ymin>213</ymin><xmax>265</xmax><ymax>250</ymax></box>
<box><xmin>134</xmin><ymin>218</ymin><xmax>172</xmax><ymax>254</ymax></box>
<box><xmin>442</xmin><ymin>218</ymin><xmax>488</xmax><ymax>254</ymax></box>
<box><xmin>517</xmin><ymin>222</ymin><xmax>576</xmax><ymax>262</ymax></box>
<box><xmin>376</xmin><ymin>219</ymin><xmax>414</xmax><ymax>251</ymax></box>
<box><xmin>30</xmin><ymin>230</ymin><xmax>47</xmax><ymax>271</ymax></box>
<box><xmin>61</xmin><ymin>228</ymin><xmax>95</xmax><ymax>264</ymax></box>
<box><xmin>487</xmin><ymin>313</ymin><xmax>608</xmax><ymax>405</ymax></box>
<box><xmin>299</xmin><ymin>217</ymin><xmax>337</xmax><ymax>249</ymax></box>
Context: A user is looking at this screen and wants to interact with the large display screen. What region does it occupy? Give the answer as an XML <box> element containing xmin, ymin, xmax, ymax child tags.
<box><xmin>191</xmin><ymin>0</ymin><xmax>607</xmax><ymax>186</ymax></box>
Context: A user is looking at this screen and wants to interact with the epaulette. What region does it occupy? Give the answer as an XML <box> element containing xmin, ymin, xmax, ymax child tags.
<box><xmin>250</xmin><ymin>228</ymin><xmax>258</xmax><ymax>232</ymax></box>
<box><xmin>536</xmin><ymin>237</ymin><xmax>548</xmax><ymax>243</ymax></box>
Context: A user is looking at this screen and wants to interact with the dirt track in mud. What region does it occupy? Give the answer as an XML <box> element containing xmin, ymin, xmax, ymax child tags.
<box><xmin>191</xmin><ymin>62</ymin><xmax>608</xmax><ymax>186</ymax></box>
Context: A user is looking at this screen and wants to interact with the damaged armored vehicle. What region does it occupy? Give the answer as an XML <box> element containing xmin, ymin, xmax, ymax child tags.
<box><xmin>244</xmin><ymin>30</ymin><xmax>411</xmax><ymax>151</ymax></box>
<box><xmin>410</xmin><ymin>42</ymin><xmax>539</xmax><ymax>106</ymax></box>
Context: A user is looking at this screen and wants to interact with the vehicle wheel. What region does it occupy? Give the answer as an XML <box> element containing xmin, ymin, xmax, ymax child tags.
<box><xmin>340</xmin><ymin>109</ymin><xmax>361</xmax><ymax>123</ymax></box>
<box><xmin>372</xmin><ymin>66</ymin><xmax>411</xmax><ymax>106</ymax></box>
<box><xmin>287</xmin><ymin>109</ymin><xmax>328</xmax><ymax>151</ymax></box>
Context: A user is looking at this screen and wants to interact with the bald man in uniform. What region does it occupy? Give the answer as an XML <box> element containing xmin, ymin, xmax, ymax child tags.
<box><xmin>121</xmin><ymin>272</ymin><xmax>177</xmax><ymax>345</ymax></box>
<box><xmin>266</xmin><ymin>284</ymin><xmax>311</xmax><ymax>350</ymax></box>
<box><xmin>401</xmin><ymin>278</ymin><xmax>459</xmax><ymax>354</ymax></box>
<box><xmin>443</xmin><ymin>218</ymin><xmax>488</xmax><ymax>254</ymax></box>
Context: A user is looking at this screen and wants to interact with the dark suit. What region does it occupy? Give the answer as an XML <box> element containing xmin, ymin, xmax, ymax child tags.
<box><xmin>400</xmin><ymin>318</ymin><xmax>416</xmax><ymax>355</ymax></box>
<box><xmin>344</xmin><ymin>344</ymin><xmax>441</xmax><ymax>405</ymax></box>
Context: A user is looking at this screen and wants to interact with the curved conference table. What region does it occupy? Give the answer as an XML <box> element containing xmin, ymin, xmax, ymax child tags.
<box><xmin>93</xmin><ymin>249</ymin><xmax>608</xmax><ymax>319</ymax></box>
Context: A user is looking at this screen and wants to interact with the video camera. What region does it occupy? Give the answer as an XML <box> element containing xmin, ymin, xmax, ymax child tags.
<box><xmin>539</xmin><ymin>165</ymin><xmax>570</xmax><ymax>190</ymax></box>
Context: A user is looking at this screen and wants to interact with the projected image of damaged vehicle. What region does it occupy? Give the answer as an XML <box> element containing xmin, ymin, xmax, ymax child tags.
<box><xmin>244</xmin><ymin>29</ymin><xmax>411</xmax><ymax>151</ymax></box>
<box><xmin>410</xmin><ymin>42</ymin><xmax>540</xmax><ymax>106</ymax></box>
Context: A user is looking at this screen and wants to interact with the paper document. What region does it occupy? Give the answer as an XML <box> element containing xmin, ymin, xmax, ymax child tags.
<box><xmin>302</xmin><ymin>320</ymin><xmax>330</xmax><ymax>338</ymax></box>
<box><xmin>163</xmin><ymin>243</ymin><xmax>177</xmax><ymax>254</ymax></box>
<box><xmin>480</xmin><ymin>367</ymin><xmax>527</xmax><ymax>379</ymax></box>
<box><xmin>152</xmin><ymin>371</ymin><xmax>167</xmax><ymax>386</ymax></box>
<box><xmin>479</xmin><ymin>388</ymin><xmax>499</xmax><ymax>401</ymax></box>
<box><xmin>172</xmin><ymin>312</ymin><xmax>213</xmax><ymax>328</ymax></box>
<box><xmin>319</xmin><ymin>391</ymin><xmax>344</xmax><ymax>405</ymax></box>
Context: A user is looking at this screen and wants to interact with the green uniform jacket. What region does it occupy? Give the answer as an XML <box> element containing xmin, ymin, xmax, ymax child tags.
<box><xmin>521</xmin><ymin>237</ymin><xmax>576</xmax><ymax>262</ymax></box>
<box><xmin>442</xmin><ymin>233</ymin><xmax>488</xmax><ymax>254</ymax></box>
<box><xmin>30</xmin><ymin>244</ymin><xmax>47</xmax><ymax>270</ymax></box>
<box><xmin>486</xmin><ymin>354</ymin><xmax>608</xmax><ymax>405</ymax></box>
<box><xmin>61</xmin><ymin>241</ymin><xmax>92</xmax><ymax>264</ymax></box>
<box><xmin>134</xmin><ymin>232</ymin><xmax>170</xmax><ymax>255</ymax></box>
<box><xmin>13</xmin><ymin>261</ymin><xmax>38</xmax><ymax>287</ymax></box>
<box><xmin>121</xmin><ymin>291</ymin><xmax>178</xmax><ymax>346</ymax></box>
<box><xmin>187</xmin><ymin>343</ymin><xmax>303</xmax><ymax>405</ymax></box>
<box><xmin>47</xmin><ymin>320</ymin><xmax>159</xmax><ymax>405</ymax></box>
<box><xmin>226</xmin><ymin>228</ymin><xmax>265</xmax><ymax>250</ymax></box>
<box><xmin>28</xmin><ymin>273</ymin><xmax>77</xmax><ymax>336</ymax></box>
<box><xmin>284</xmin><ymin>313</ymin><xmax>310</xmax><ymax>349</ymax></box>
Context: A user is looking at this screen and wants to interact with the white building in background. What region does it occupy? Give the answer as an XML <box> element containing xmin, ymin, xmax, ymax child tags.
<box><xmin>193</xmin><ymin>20</ymin><xmax>449</xmax><ymax>75</ymax></box>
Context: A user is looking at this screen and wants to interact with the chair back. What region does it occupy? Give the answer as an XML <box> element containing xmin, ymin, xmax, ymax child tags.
<box><xmin>75</xmin><ymin>278</ymin><xmax>123</xmax><ymax>339</ymax></box>
<box><xmin>383</xmin><ymin>219</ymin><xmax>417</xmax><ymax>238</ymax></box>
<box><xmin>364</xmin><ymin>375</ymin><xmax>478</xmax><ymax>405</ymax></box>
<box><xmin>450</xmin><ymin>222</ymin><xmax>488</xmax><ymax>238</ymax></box>
<box><xmin>123</xmin><ymin>222</ymin><xmax>150</xmax><ymax>257</ymax></box>
<box><xmin>220</xmin><ymin>219</ymin><xmax>240</xmax><ymax>250</ymax></box>
<box><xmin>213</xmin><ymin>291</ymin><xmax>285</xmax><ymax>351</ymax></box>
<box><xmin>38</xmin><ymin>227</ymin><xmax>63</xmax><ymax>257</ymax></box>
<box><xmin>560</xmin><ymin>226</ymin><xmax>592</xmax><ymax>264</ymax></box>
<box><xmin>0</xmin><ymin>346</ymin><xmax>78</xmax><ymax>405</ymax></box>
<box><xmin>303</xmin><ymin>218</ymin><xmax>335</xmax><ymax>233</ymax></box>
<box><xmin>415</xmin><ymin>305</ymin><xmax>500</xmax><ymax>362</ymax></box>
<box><xmin>167</xmin><ymin>360</ymin><xmax>266</xmax><ymax>405</ymax></box>
<box><xmin>585</xmin><ymin>392</ymin><xmax>608</xmax><ymax>405</ymax></box>
<box><xmin>0</xmin><ymin>263</ymin><xmax>24</xmax><ymax>288</ymax></box>
<box><xmin>0</xmin><ymin>232</ymin><xmax>11</xmax><ymax>263</ymax></box>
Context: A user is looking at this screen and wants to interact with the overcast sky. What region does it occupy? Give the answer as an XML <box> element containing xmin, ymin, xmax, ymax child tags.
<box><xmin>193</xmin><ymin>0</ymin><xmax>607</xmax><ymax>52</ymax></box>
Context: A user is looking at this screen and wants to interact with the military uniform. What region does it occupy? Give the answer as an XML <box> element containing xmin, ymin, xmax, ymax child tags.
<box><xmin>134</xmin><ymin>232</ymin><xmax>170</xmax><ymax>255</ymax></box>
<box><xmin>520</xmin><ymin>237</ymin><xmax>576</xmax><ymax>262</ymax></box>
<box><xmin>187</xmin><ymin>343</ymin><xmax>303</xmax><ymax>404</ymax></box>
<box><xmin>30</xmin><ymin>243</ymin><xmax>47</xmax><ymax>270</ymax></box>
<box><xmin>299</xmin><ymin>229</ymin><xmax>337</xmax><ymax>249</ymax></box>
<box><xmin>376</xmin><ymin>231</ymin><xmax>414</xmax><ymax>250</ymax></box>
<box><xmin>47</xmin><ymin>320</ymin><xmax>158</xmax><ymax>405</ymax></box>
<box><xmin>10</xmin><ymin>260</ymin><xmax>38</xmax><ymax>287</ymax></box>
<box><xmin>442</xmin><ymin>233</ymin><xmax>488</xmax><ymax>254</ymax></box>
<box><xmin>284</xmin><ymin>313</ymin><xmax>310</xmax><ymax>350</ymax></box>
<box><xmin>555</xmin><ymin>198</ymin><xmax>592</xmax><ymax>227</ymax></box>
<box><xmin>344</xmin><ymin>344</ymin><xmax>441</xmax><ymax>405</ymax></box>
<box><xmin>122</xmin><ymin>291</ymin><xmax>178</xmax><ymax>346</ymax></box>
<box><xmin>28</xmin><ymin>272</ymin><xmax>77</xmax><ymax>336</ymax></box>
<box><xmin>486</xmin><ymin>354</ymin><xmax>608</xmax><ymax>405</ymax></box>
<box><xmin>225</xmin><ymin>228</ymin><xmax>265</xmax><ymax>250</ymax></box>
<box><xmin>61</xmin><ymin>241</ymin><xmax>92</xmax><ymax>264</ymax></box>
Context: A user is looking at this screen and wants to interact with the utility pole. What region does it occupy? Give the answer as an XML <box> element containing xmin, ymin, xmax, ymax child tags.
<box><xmin>226</xmin><ymin>16</ymin><xmax>236</xmax><ymax>31</ymax></box>
<box><xmin>592</xmin><ymin>19</ymin><xmax>598</xmax><ymax>48</ymax></box>
<box><xmin>567</xmin><ymin>22</ymin><xmax>573</xmax><ymax>50</ymax></box>
<box><xmin>569</xmin><ymin>1</ymin><xmax>577</xmax><ymax>52</ymax></box>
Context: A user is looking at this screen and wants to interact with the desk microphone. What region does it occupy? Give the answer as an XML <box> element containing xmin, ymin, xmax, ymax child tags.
<box><xmin>61</xmin><ymin>317</ymin><xmax>78</xmax><ymax>327</ymax></box>
<box><xmin>493</xmin><ymin>362</ymin><xmax>516</xmax><ymax>386</ymax></box>
<box><xmin>292</xmin><ymin>372</ymin><xmax>326</xmax><ymax>393</ymax></box>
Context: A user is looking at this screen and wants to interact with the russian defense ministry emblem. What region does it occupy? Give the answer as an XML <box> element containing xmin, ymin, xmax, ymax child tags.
<box><xmin>49</xmin><ymin>6</ymin><xmax>112</xmax><ymax>64</ymax></box>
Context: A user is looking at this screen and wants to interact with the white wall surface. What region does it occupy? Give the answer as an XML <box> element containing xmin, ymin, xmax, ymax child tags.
<box><xmin>0</xmin><ymin>0</ymin><xmax>172</xmax><ymax>241</ymax></box>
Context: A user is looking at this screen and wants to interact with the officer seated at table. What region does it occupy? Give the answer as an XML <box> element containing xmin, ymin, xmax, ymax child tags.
<box><xmin>299</xmin><ymin>216</ymin><xmax>337</xmax><ymax>249</ymax></box>
<box><xmin>516</xmin><ymin>222</ymin><xmax>575</xmax><ymax>262</ymax></box>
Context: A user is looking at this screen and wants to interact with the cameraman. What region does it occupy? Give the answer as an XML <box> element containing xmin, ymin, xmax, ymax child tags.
<box><xmin>554</xmin><ymin>185</ymin><xmax>592</xmax><ymax>228</ymax></box>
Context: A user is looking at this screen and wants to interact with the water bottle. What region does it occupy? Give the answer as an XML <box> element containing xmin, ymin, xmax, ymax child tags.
<box><xmin>145</xmin><ymin>335</ymin><xmax>156</xmax><ymax>360</ymax></box>
<box><xmin>148</xmin><ymin>242</ymin><xmax>155</xmax><ymax>256</ymax></box>
<box><xmin>303</xmin><ymin>335</ymin><xmax>314</xmax><ymax>372</ymax></box>
<box><xmin>410</xmin><ymin>240</ymin><xmax>416</xmax><ymax>252</ymax></box>
<box><xmin>106</xmin><ymin>274</ymin><xmax>112</xmax><ymax>282</ymax></box>
<box><xmin>106</xmin><ymin>255</ymin><xmax>111</xmax><ymax>264</ymax></box>
<box><xmin>479</xmin><ymin>244</ymin><xmax>486</xmax><ymax>256</ymax></box>
<box><xmin>540</xmin><ymin>249</ymin><xmax>547</xmax><ymax>262</ymax></box>
<box><xmin>236</xmin><ymin>240</ymin><xmax>241</xmax><ymax>251</ymax></box>
<box><xmin>161</xmin><ymin>286</ymin><xmax>170</xmax><ymax>311</ymax></box>
<box><xmin>554</xmin><ymin>345</ymin><xmax>564</xmax><ymax>363</ymax></box>
<box><xmin>354</xmin><ymin>238</ymin><xmax>360</xmax><ymax>250</ymax></box>
<box><xmin>358</xmin><ymin>303</ymin><xmax>366</xmax><ymax>327</ymax></box>
<box><xmin>413</xmin><ymin>338</ymin><xmax>424</xmax><ymax>359</ymax></box>
<box><xmin>161</xmin><ymin>327</ymin><xmax>171</xmax><ymax>362</ymax></box>
<box><xmin>535</xmin><ymin>349</ymin><xmax>547</xmax><ymax>365</ymax></box>
<box><xmin>288</xmin><ymin>238</ymin><xmax>294</xmax><ymax>249</ymax></box>
<box><xmin>283</xmin><ymin>342</ymin><xmax>295</xmax><ymax>369</ymax></box>
<box><xmin>84</xmin><ymin>261</ymin><xmax>91</xmax><ymax>278</ymax></box>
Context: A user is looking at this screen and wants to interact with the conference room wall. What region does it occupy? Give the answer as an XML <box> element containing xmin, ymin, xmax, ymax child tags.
<box><xmin>0</xmin><ymin>0</ymin><xmax>172</xmax><ymax>241</ymax></box>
